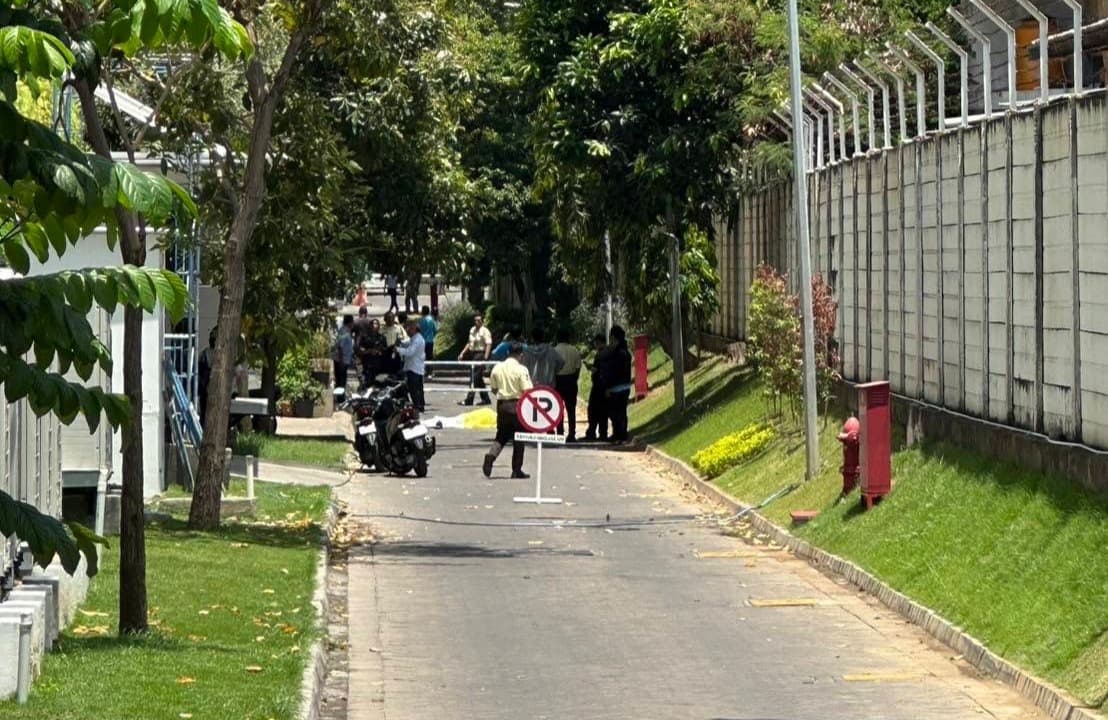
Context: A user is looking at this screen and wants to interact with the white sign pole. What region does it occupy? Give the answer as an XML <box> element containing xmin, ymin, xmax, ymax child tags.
<box><xmin>512</xmin><ymin>432</ymin><xmax>564</xmax><ymax>504</ymax></box>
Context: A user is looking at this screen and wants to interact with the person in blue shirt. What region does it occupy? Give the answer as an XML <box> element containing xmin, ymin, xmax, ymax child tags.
<box><xmin>419</xmin><ymin>305</ymin><xmax>438</xmax><ymax>378</ymax></box>
<box><xmin>491</xmin><ymin>328</ymin><xmax>520</xmax><ymax>362</ymax></box>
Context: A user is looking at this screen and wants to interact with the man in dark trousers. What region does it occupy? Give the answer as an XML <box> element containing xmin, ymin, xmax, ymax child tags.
<box><xmin>600</xmin><ymin>325</ymin><xmax>633</xmax><ymax>444</ymax></box>
<box><xmin>554</xmin><ymin>328</ymin><xmax>582</xmax><ymax>440</ymax></box>
<box><xmin>483</xmin><ymin>342</ymin><xmax>533</xmax><ymax>479</ymax></box>
<box><xmin>583</xmin><ymin>333</ymin><xmax>609</xmax><ymax>441</ymax></box>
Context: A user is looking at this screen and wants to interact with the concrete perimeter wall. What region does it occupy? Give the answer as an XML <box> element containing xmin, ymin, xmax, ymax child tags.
<box><xmin>708</xmin><ymin>92</ymin><xmax>1108</xmax><ymax>483</ymax></box>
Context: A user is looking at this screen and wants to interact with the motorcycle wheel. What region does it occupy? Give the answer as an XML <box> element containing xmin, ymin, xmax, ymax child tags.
<box><xmin>354</xmin><ymin>436</ymin><xmax>375</xmax><ymax>469</ymax></box>
<box><xmin>413</xmin><ymin>455</ymin><xmax>428</xmax><ymax>478</ymax></box>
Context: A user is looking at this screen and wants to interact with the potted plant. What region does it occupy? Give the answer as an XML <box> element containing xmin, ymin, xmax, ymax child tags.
<box><xmin>278</xmin><ymin>345</ymin><xmax>326</xmax><ymax>418</ymax></box>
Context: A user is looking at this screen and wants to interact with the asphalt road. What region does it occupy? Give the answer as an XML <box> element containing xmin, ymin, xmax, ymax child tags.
<box><xmin>335</xmin><ymin>421</ymin><xmax>1044</xmax><ymax>720</ymax></box>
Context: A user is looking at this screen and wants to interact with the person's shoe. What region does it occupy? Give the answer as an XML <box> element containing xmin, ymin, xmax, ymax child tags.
<box><xmin>511</xmin><ymin>471</ymin><xmax>530</xmax><ymax>479</ymax></box>
<box><xmin>458</xmin><ymin>401</ymin><xmax>473</xmax><ymax>407</ymax></box>
<box><xmin>482</xmin><ymin>455</ymin><xmax>494</xmax><ymax>478</ymax></box>
<box><xmin>582</xmin><ymin>433</ymin><xmax>596</xmax><ymax>442</ymax></box>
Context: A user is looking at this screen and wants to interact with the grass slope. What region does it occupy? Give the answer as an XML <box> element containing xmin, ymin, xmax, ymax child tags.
<box><xmin>5</xmin><ymin>481</ymin><xmax>331</xmax><ymax>720</ymax></box>
<box><xmin>630</xmin><ymin>350</ymin><xmax>1108</xmax><ymax>710</ymax></box>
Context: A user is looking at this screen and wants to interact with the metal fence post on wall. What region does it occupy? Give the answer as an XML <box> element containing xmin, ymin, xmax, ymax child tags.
<box><xmin>886</xmin><ymin>43</ymin><xmax>927</xmax><ymax>138</ymax></box>
<box><xmin>812</xmin><ymin>82</ymin><xmax>848</xmax><ymax>161</ymax></box>
<box><xmin>823</xmin><ymin>73</ymin><xmax>864</xmax><ymax>155</ymax></box>
<box><xmin>967</xmin><ymin>0</ymin><xmax>1017</xmax><ymax>111</ymax></box>
<box><xmin>926</xmin><ymin>22</ymin><xmax>970</xmax><ymax>127</ymax></box>
<box><xmin>1058</xmin><ymin>0</ymin><xmax>1083</xmax><ymax>94</ymax></box>
<box><xmin>1012</xmin><ymin>0</ymin><xmax>1050</xmax><ymax>104</ymax></box>
<box><xmin>853</xmin><ymin>61</ymin><xmax>892</xmax><ymax>149</ymax></box>
<box><xmin>871</xmin><ymin>52</ymin><xmax>910</xmax><ymax>143</ymax></box>
<box><xmin>948</xmin><ymin>8</ymin><xmax>993</xmax><ymax>118</ymax></box>
<box><xmin>905</xmin><ymin>30</ymin><xmax>946</xmax><ymax>131</ymax></box>
<box><xmin>839</xmin><ymin>64</ymin><xmax>877</xmax><ymax>152</ymax></box>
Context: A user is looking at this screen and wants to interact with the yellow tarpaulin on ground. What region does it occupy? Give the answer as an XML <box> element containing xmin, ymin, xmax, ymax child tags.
<box><xmin>461</xmin><ymin>407</ymin><xmax>497</xmax><ymax>429</ymax></box>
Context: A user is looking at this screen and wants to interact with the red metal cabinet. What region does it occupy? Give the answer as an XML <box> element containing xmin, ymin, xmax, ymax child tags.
<box><xmin>633</xmin><ymin>335</ymin><xmax>650</xmax><ymax>399</ymax></box>
<box><xmin>857</xmin><ymin>381</ymin><xmax>892</xmax><ymax>508</ymax></box>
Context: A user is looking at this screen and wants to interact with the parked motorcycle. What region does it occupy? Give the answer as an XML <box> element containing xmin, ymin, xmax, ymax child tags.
<box><xmin>343</xmin><ymin>376</ymin><xmax>435</xmax><ymax>477</ymax></box>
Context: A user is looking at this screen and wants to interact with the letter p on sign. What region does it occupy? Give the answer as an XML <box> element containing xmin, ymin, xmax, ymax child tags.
<box><xmin>517</xmin><ymin>387</ymin><xmax>565</xmax><ymax>433</ymax></box>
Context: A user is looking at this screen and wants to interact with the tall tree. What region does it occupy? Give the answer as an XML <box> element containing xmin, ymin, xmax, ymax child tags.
<box><xmin>0</xmin><ymin>8</ymin><xmax>192</xmax><ymax>584</ymax></box>
<box><xmin>17</xmin><ymin>0</ymin><xmax>250</xmax><ymax>633</ymax></box>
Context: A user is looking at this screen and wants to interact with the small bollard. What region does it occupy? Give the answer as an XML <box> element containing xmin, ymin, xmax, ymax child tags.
<box><xmin>17</xmin><ymin>612</ymin><xmax>32</xmax><ymax>704</ymax></box>
<box><xmin>246</xmin><ymin>455</ymin><xmax>255</xmax><ymax>500</ymax></box>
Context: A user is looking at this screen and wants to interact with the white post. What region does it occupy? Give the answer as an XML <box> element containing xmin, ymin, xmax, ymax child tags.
<box><xmin>246</xmin><ymin>454</ymin><xmax>255</xmax><ymax>500</ymax></box>
<box><xmin>839</xmin><ymin>64</ymin><xmax>876</xmax><ymax>151</ymax></box>
<box><xmin>968</xmin><ymin>0</ymin><xmax>1017</xmax><ymax>111</ymax></box>
<box><xmin>1012</xmin><ymin>0</ymin><xmax>1050</xmax><ymax>102</ymax></box>
<box><xmin>926</xmin><ymin>22</ymin><xmax>970</xmax><ymax>127</ymax></box>
<box><xmin>823</xmin><ymin>73</ymin><xmax>863</xmax><ymax>154</ymax></box>
<box><xmin>948</xmin><ymin>7</ymin><xmax>993</xmax><ymax>117</ymax></box>
<box><xmin>853</xmin><ymin>60</ymin><xmax>892</xmax><ymax>149</ymax></box>
<box><xmin>1059</xmin><ymin>0</ymin><xmax>1083</xmax><ymax>94</ymax></box>
<box><xmin>787</xmin><ymin>0</ymin><xmax>820</xmax><ymax>482</ymax></box>
<box><xmin>887</xmin><ymin>44</ymin><xmax>927</xmax><ymax>138</ymax></box>
<box><xmin>906</xmin><ymin>30</ymin><xmax>946</xmax><ymax>131</ymax></box>
<box><xmin>16</xmin><ymin>613</ymin><xmax>31</xmax><ymax>704</ymax></box>
<box><xmin>871</xmin><ymin>52</ymin><xmax>909</xmax><ymax>142</ymax></box>
<box><xmin>812</xmin><ymin>82</ymin><xmax>847</xmax><ymax>160</ymax></box>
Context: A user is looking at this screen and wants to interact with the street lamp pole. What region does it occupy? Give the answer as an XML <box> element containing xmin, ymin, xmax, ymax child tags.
<box><xmin>786</xmin><ymin>0</ymin><xmax>820</xmax><ymax>481</ymax></box>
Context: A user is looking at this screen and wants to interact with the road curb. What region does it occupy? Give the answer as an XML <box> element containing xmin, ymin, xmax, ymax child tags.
<box><xmin>300</xmin><ymin>500</ymin><xmax>339</xmax><ymax>720</ymax></box>
<box><xmin>640</xmin><ymin>443</ymin><xmax>1103</xmax><ymax>720</ymax></box>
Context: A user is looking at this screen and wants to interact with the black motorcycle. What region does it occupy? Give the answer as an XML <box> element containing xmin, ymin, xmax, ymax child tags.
<box><xmin>344</xmin><ymin>376</ymin><xmax>435</xmax><ymax>477</ymax></box>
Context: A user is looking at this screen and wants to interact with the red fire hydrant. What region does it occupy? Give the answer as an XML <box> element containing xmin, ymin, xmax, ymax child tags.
<box><xmin>838</xmin><ymin>416</ymin><xmax>860</xmax><ymax>495</ymax></box>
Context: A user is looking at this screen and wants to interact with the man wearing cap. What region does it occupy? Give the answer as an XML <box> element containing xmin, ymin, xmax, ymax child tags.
<box><xmin>483</xmin><ymin>342</ymin><xmax>533</xmax><ymax>479</ymax></box>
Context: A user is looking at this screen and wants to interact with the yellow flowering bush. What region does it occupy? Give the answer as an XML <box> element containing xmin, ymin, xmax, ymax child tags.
<box><xmin>691</xmin><ymin>424</ymin><xmax>775</xmax><ymax>478</ymax></box>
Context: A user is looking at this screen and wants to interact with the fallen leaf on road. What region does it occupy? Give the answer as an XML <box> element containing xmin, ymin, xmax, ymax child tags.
<box><xmin>72</xmin><ymin>625</ymin><xmax>109</xmax><ymax>636</ymax></box>
<box><xmin>369</xmin><ymin>646</ymin><xmax>382</xmax><ymax>653</ymax></box>
<box><xmin>245</xmin><ymin>666</ymin><xmax>264</xmax><ymax>674</ymax></box>
<box><xmin>197</xmin><ymin>610</ymin><xmax>210</xmax><ymax>616</ymax></box>
<box><xmin>179</xmin><ymin>714</ymin><xmax>192</xmax><ymax>719</ymax></box>
<box><xmin>176</xmin><ymin>677</ymin><xmax>196</xmax><ymax>685</ymax></box>
<box><xmin>528</xmin><ymin>540</ymin><xmax>544</xmax><ymax>546</ymax></box>
<box><xmin>262</xmin><ymin>588</ymin><xmax>275</xmax><ymax>595</ymax></box>
<box><xmin>78</xmin><ymin>609</ymin><xmax>109</xmax><ymax>617</ymax></box>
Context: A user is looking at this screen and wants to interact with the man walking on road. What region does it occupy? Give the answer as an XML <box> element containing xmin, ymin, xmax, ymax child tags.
<box><xmin>554</xmin><ymin>328</ymin><xmax>582</xmax><ymax>440</ymax></box>
<box><xmin>459</xmin><ymin>313</ymin><xmax>492</xmax><ymax>405</ymax></box>
<box><xmin>385</xmin><ymin>273</ymin><xmax>400</xmax><ymax>313</ymax></box>
<box><xmin>583</xmin><ymin>333</ymin><xmax>610</xmax><ymax>442</ymax></box>
<box><xmin>397</xmin><ymin>320</ymin><xmax>427</xmax><ymax>411</ymax></box>
<box><xmin>419</xmin><ymin>305</ymin><xmax>438</xmax><ymax>378</ymax></box>
<box><xmin>483</xmin><ymin>342</ymin><xmax>533</xmax><ymax>479</ymax></box>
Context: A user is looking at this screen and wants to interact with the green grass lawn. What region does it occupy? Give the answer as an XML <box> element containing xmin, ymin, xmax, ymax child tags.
<box><xmin>5</xmin><ymin>481</ymin><xmax>332</xmax><ymax>720</ymax></box>
<box><xmin>631</xmin><ymin>350</ymin><xmax>1108</xmax><ymax>710</ymax></box>
<box><xmin>234</xmin><ymin>431</ymin><xmax>349</xmax><ymax>469</ymax></box>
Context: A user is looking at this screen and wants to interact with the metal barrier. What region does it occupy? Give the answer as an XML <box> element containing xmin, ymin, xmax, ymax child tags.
<box><xmin>164</xmin><ymin>358</ymin><xmax>201</xmax><ymax>488</ymax></box>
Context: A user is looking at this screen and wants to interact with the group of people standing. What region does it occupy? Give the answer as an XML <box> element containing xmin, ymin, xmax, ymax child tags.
<box><xmin>476</xmin><ymin>320</ymin><xmax>633</xmax><ymax>478</ymax></box>
<box><xmin>333</xmin><ymin>305</ymin><xmax>439</xmax><ymax>413</ymax></box>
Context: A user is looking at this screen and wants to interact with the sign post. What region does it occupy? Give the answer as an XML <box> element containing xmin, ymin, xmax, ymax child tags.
<box><xmin>514</xmin><ymin>387</ymin><xmax>566</xmax><ymax>504</ymax></box>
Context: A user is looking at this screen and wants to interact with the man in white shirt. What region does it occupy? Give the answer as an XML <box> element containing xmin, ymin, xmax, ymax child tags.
<box><xmin>554</xmin><ymin>328</ymin><xmax>583</xmax><ymax>440</ymax></box>
<box><xmin>397</xmin><ymin>320</ymin><xmax>427</xmax><ymax>411</ymax></box>
<box><xmin>459</xmin><ymin>313</ymin><xmax>493</xmax><ymax>405</ymax></box>
<box><xmin>385</xmin><ymin>273</ymin><xmax>400</xmax><ymax>313</ymax></box>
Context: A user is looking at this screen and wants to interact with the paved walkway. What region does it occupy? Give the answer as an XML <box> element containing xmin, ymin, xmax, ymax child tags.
<box><xmin>325</xmin><ymin>421</ymin><xmax>1045</xmax><ymax>720</ymax></box>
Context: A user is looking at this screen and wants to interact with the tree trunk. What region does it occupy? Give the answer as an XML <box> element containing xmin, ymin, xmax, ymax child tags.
<box><xmin>73</xmin><ymin>78</ymin><xmax>149</xmax><ymax>635</ymax></box>
<box><xmin>118</xmin><ymin>304</ymin><xmax>148</xmax><ymax>633</ymax></box>
<box><xmin>260</xmin><ymin>341</ymin><xmax>279</xmax><ymax>435</ymax></box>
<box><xmin>190</xmin><ymin>50</ymin><xmax>300</xmax><ymax>529</ymax></box>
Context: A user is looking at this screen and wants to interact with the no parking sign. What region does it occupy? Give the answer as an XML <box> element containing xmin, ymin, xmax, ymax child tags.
<box><xmin>512</xmin><ymin>386</ymin><xmax>566</xmax><ymax>505</ymax></box>
<box><xmin>517</xmin><ymin>386</ymin><xmax>565</xmax><ymax>433</ymax></box>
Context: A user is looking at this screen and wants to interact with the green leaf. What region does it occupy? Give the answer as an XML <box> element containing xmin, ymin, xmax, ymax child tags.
<box><xmin>65</xmin><ymin>521</ymin><xmax>108</xmax><ymax>578</ymax></box>
<box><xmin>65</xmin><ymin>273</ymin><xmax>92</xmax><ymax>313</ymax></box>
<box><xmin>22</xmin><ymin>222</ymin><xmax>49</xmax><ymax>262</ymax></box>
<box><xmin>0</xmin><ymin>490</ymin><xmax>80</xmax><ymax>575</ymax></box>
<box><xmin>149</xmin><ymin>269</ymin><xmax>187</xmax><ymax>321</ymax></box>
<box><xmin>123</xmin><ymin>265</ymin><xmax>157</xmax><ymax>310</ymax></box>
<box><xmin>4</xmin><ymin>238</ymin><xmax>30</xmax><ymax>273</ymax></box>
<box><xmin>89</xmin><ymin>271</ymin><xmax>119</xmax><ymax>314</ymax></box>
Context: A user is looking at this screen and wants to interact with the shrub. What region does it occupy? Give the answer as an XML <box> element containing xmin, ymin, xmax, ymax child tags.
<box><xmin>748</xmin><ymin>265</ymin><xmax>801</xmax><ymax>415</ymax></box>
<box><xmin>691</xmin><ymin>423</ymin><xmax>776</xmax><ymax>478</ymax></box>
<box><xmin>277</xmin><ymin>344</ymin><xmax>325</xmax><ymax>403</ymax></box>
<box><xmin>436</xmin><ymin>300</ymin><xmax>476</xmax><ymax>357</ymax></box>
<box><xmin>811</xmin><ymin>274</ymin><xmax>841</xmax><ymax>412</ymax></box>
